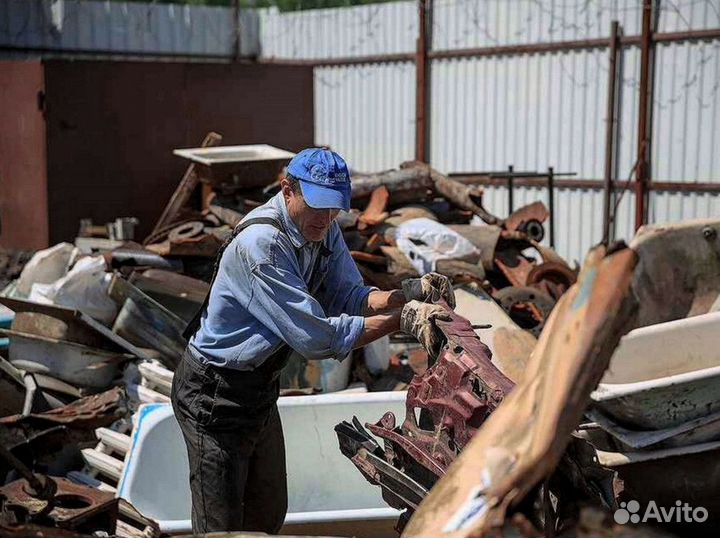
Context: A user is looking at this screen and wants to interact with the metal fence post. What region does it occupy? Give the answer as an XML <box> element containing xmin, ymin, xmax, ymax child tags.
<box><xmin>603</xmin><ymin>21</ymin><xmax>622</xmax><ymax>243</ymax></box>
<box><xmin>415</xmin><ymin>0</ymin><xmax>432</xmax><ymax>163</ymax></box>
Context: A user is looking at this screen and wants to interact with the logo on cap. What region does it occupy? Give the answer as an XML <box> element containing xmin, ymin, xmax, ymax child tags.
<box><xmin>310</xmin><ymin>163</ymin><xmax>348</xmax><ymax>186</ymax></box>
<box><xmin>310</xmin><ymin>164</ymin><xmax>330</xmax><ymax>184</ymax></box>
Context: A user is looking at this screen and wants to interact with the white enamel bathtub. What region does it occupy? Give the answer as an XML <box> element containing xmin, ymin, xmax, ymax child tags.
<box><xmin>591</xmin><ymin>311</ymin><xmax>720</xmax><ymax>430</ymax></box>
<box><xmin>117</xmin><ymin>391</ymin><xmax>407</xmax><ymax>535</ymax></box>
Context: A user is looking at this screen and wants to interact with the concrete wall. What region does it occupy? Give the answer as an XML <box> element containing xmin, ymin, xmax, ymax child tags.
<box><xmin>0</xmin><ymin>60</ymin><xmax>48</xmax><ymax>249</ymax></box>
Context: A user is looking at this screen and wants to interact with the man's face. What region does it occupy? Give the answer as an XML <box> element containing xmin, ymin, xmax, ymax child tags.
<box><xmin>282</xmin><ymin>178</ymin><xmax>340</xmax><ymax>242</ymax></box>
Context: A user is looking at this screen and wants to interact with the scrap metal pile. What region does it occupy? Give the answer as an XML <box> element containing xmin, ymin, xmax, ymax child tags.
<box><xmin>0</xmin><ymin>135</ymin><xmax>575</xmax><ymax>537</ymax></box>
<box><xmin>345</xmin><ymin>161</ymin><xmax>576</xmax><ymax>339</ymax></box>
<box><xmin>336</xmin><ymin>219</ymin><xmax>720</xmax><ymax>538</ymax></box>
<box><xmin>6</xmin><ymin>133</ymin><xmax>715</xmax><ymax>538</ymax></box>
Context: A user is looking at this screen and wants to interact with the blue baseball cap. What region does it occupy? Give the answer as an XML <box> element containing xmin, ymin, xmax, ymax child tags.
<box><xmin>287</xmin><ymin>148</ymin><xmax>352</xmax><ymax>211</ymax></box>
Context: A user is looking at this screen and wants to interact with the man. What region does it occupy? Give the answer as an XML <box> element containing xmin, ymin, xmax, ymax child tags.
<box><xmin>171</xmin><ymin>148</ymin><xmax>454</xmax><ymax>534</ymax></box>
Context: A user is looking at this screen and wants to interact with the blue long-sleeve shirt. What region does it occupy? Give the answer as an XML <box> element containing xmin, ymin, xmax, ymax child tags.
<box><xmin>190</xmin><ymin>193</ymin><xmax>375</xmax><ymax>370</ymax></box>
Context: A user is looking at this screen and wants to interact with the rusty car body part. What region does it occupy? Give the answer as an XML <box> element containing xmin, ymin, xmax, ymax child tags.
<box><xmin>526</xmin><ymin>261</ymin><xmax>577</xmax><ymax>301</ymax></box>
<box><xmin>403</xmin><ymin>219</ymin><xmax>720</xmax><ymax>537</ymax></box>
<box><xmin>0</xmin><ymin>387</ymin><xmax>127</xmax><ymax>431</ymax></box>
<box><xmin>166</xmin><ymin>221</ymin><xmax>205</xmax><ymax>242</ymax></box>
<box><xmin>494</xmin><ymin>286</ymin><xmax>555</xmax><ymax>338</ymax></box>
<box><xmin>453</xmin><ymin>285</ymin><xmax>537</xmax><ymax>384</ymax></box>
<box><xmin>402</xmin><ymin>244</ymin><xmax>639</xmax><ymax>537</ymax></box>
<box><xmin>336</xmin><ymin>304</ymin><xmax>514</xmax><ymax>527</ymax></box>
<box><xmin>0</xmin><ymin>476</ymin><xmax>118</xmax><ymax>535</ymax></box>
<box><xmin>494</xmin><ymin>255</ymin><xmax>535</xmax><ymax>288</ymax></box>
<box><xmin>504</xmin><ymin>201</ymin><xmax>549</xmax><ymax>240</ymax></box>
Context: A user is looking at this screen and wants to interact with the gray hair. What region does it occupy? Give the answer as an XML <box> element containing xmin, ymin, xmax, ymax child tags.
<box><xmin>285</xmin><ymin>173</ymin><xmax>302</xmax><ymax>195</ymax></box>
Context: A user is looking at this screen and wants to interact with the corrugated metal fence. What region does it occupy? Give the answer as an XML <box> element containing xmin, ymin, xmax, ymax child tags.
<box><xmin>2</xmin><ymin>0</ymin><xmax>719</xmax><ymax>262</ymax></box>
<box><xmin>258</xmin><ymin>0</ymin><xmax>720</xmax><ymax>263</ymax></box>
<box><xmin>0</xmin><ymin>0</ymin><xmax>259</xmax><ymax>58</ymax></box>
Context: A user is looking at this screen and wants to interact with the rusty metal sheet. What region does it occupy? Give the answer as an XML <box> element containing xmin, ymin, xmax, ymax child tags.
<box><xmin>504</xmin><ymin>201</ymin><xmax>549</xmax><ymax>235</ymax></box>
<box><xmin>358</xmin><ymin>186</ymin><xmax>390</xmax><ymax>230</ymax></box>
<box><xmin>0</xmin><ymin>387</ymin><xmax>127</xmax><ymax>431</ymax></box>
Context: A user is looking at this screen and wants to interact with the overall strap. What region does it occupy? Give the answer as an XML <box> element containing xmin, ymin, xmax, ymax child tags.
<box><xmin>182</xmin><ymin>217</ymin><xmax>286</xmax><ymax>340</ymax></box>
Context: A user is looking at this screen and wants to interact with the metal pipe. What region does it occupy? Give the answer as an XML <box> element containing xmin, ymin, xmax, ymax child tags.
<box><xmin>603</xmin><ymin>21</ymin><xmax>622</xmax><ymax>243</ymax></box>
<box><xmin>548</xmin><ymin>167</ymin><xmax>555</xmax><ymax>248</ymax></box>
<box><xmin>507</xmin><ymin>165</ymin><xmax>514</xmax><ymax>215</ymax></box>
<box><xmin>635</xmin><ymin>0</ymin><xmax>657</xmax><ymax>230</ymax></box>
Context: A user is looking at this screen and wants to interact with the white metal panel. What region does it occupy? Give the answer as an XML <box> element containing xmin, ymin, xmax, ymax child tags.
<box><xmin>0</xmin><ymin>0</ymin><xmax>257</xmax><ymax>57</ymax></box>
<box><xmin>657</xmin><ymin>0</ymin><xmax>720</xmax><ymax>32</ymax></box>
<box><xmin>314</xmin><ymin>62</ymin><xmax>416</xmax><ymax>172</ymax></box>
<box><xmin>258</xmin><ymin>1</ymin><xmax>416</xmax><ymax>60</ymax></box>
<box><xmin>652</xmin><ymin>40</ymin><xmax>720</xmax><ymax>182</ymax></box>
<box><xmin>430</xmin><ymin>47</ymin><xmax>640</xmax><ymax>179</ymax></box>
<box><xmin>432</xmin><ymin>0</ymin><xmax>643</xmax><ymax>51</ymax></box>
<box><xmin>650</xmin><ymin>191</ymin><xmax>720</xmax><ymax>224</ymax></box>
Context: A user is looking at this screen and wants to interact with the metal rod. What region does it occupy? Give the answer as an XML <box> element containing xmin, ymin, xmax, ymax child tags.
<box><xmin>0</xmin><ymin>444</ymin><xmax>48</xmax><ymax>497</ymax></box>
<box><xmin>548</xmin><ymin>167</ymin><xmax>555</xmax><ymax>248</ymax></box>
<box><xmin>635</xmin><ymin>0</ymin><xmax>656</xmax><ymax>230</ymax></box>
<box><xmin>448</xmin><ymin>175</ymin><xmax>720</xmax><ymax>193</ymax></box>
<box><xmin>449</xmin><ymin>171</ymin><xmax>577</xmax><ymax>178</ymax></box>
<box><xmin>5</xmin><ymin>27</ymin><xmax>720</xmax><ymax>67</ymax></box>
<box><xmin>603</xmin><ymin>21</ymin><xmax>621</xmax><ymax>243</ymax></box>
<box><xmin>507</xmin><ymin>165</ymin><xmax>514</xmax><ymax>215</ymax></box>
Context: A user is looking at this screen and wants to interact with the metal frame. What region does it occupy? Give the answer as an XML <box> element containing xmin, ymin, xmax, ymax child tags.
<box><xmin>6</xmin><ymin>1</ymin><xmax>718</xmax><ymax>234</ymax></box>
<box><xmin>255</xmin><ymin>28</ymin><xmax>720</xmax><ymax>68</ymax></box>
<box><xmin>260</xmin><ymin>1</ymin><xmax>720</xmax><ymax>234</ymax></box>
<box><xmin>448</xmin><ymin>175</ymin><xmax>720</xmax><ymax>193</ymax></box>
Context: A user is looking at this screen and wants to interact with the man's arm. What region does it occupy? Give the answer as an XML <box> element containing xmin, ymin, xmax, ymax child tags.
<box><xmin>354</xmin><ymin>308</ymin><xmax>402</xmax><ymax>348</ymax></box>
<box><xmin>362</xmin><ymin>289</ymin><xmax>406</xmax><ymax>315</ymax></box>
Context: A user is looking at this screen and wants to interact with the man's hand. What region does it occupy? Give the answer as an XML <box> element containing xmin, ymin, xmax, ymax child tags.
<box><xmin>401</xmin><ymin>300</ymin><xmax>452</xmax><ymax>360</ymax></box>
<box><xmin>402</xmin><ymin>272</ymin><xmax>456</xmax><ymax>308</ymax></box>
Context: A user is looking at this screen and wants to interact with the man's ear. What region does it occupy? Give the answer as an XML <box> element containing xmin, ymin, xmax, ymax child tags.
<box><xmin>280</xmin><ymin>177</ymin><xmax>292</xmax><ymax>197</ymax></box>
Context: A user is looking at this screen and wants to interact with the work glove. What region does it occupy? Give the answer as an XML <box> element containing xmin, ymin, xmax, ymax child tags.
<box><xmin>401</xmin><ymin>300</ymin><xmax>453</xmax><ymax>360</ymax></box>
<box><xmin>402</xmin><ymin>272</ymin><xmax>456</xmax><ymax>309</ymax></box>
